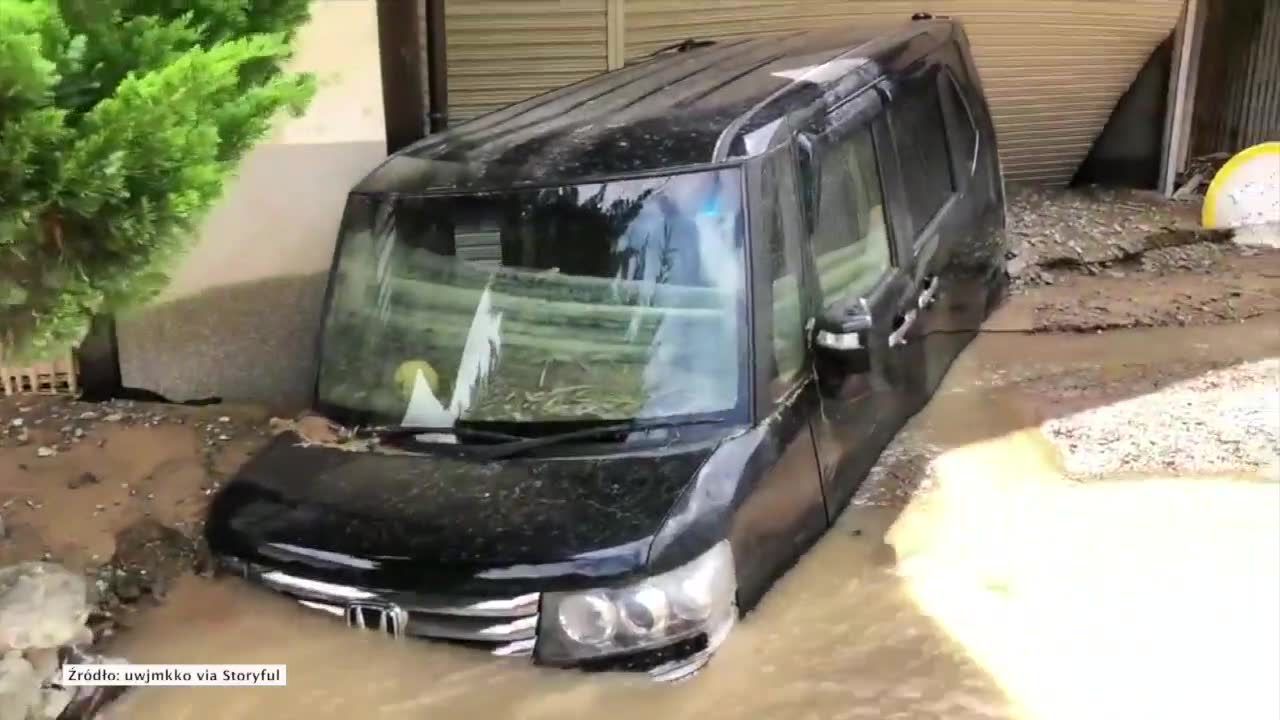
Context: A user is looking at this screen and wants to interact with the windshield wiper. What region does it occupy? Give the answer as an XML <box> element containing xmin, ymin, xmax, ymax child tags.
<box><xmin>479</xmin><ymin>418</ymin><xmax>727</xmax><ymax>460</ymax></box>
<box><xmin>363</xmin><ymin>425</ymin><xmax>527</xmax><ymax>444</ymax></box>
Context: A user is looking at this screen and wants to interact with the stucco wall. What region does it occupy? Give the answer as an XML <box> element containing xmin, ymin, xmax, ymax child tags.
<box><xmin>118</xmin><ymin>0</ymin><xmax>386</xmax><ymax>409</ymax></box>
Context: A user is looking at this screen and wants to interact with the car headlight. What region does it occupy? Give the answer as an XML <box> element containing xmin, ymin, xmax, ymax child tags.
<box><xmin>536</xmin><ymin>541</ymin><xmax>736</xmax><ymax>664</ymax></box>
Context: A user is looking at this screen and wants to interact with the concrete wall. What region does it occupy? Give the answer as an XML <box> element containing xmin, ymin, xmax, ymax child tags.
<box><xmin>118</xmin><ymin>0</ymin><xmax>386</xmax><ymax>410</ymax></box>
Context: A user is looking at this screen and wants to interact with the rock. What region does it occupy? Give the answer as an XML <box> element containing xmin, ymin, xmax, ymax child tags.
<box><xmin>33</xmin><ymin>448</ymin><xmax>53</xmax><ymax>459</ymax></box>
<box><xmin>0</xmin><ymin>651</ymin><xmax>39</xmax><ymax>720</ymax></box>
<box><xmin>0</xmin><ymin>563</ymin><xmax>90</xmax><ymax>652</ymax></box>
<box><xmin>13</xmin><ymin>430</ymin><xmax>28</xmax><ymax>446</ymax></box>
<box><xmin>102</xmin><ymin>413</ymin><xmax>123</xmax><ymax>423</ymax></box>
<box><xmin>107</xmin><ymin>519</ymin><xmax>196</xmax><ymax>604</ymax></box>
<box><xmin>7</xmin><ymin>420</ymin><xmax>21</xmax><ymax>428</ymax></box>
<box><xmin>66</xmin><ymin>473</ymin><xmax>99</xmax><ymax>490</ymax></box>
<box><xmin>112</xmin><ymin>575</ymin><xmax>142</xmax><ymax>603</ymax></box>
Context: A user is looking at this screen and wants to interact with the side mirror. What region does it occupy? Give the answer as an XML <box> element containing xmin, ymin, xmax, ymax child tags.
<box><xmin>812</xmin><ymin>302</ymin><xmax>872</xmax><ymax>374</ymax></box>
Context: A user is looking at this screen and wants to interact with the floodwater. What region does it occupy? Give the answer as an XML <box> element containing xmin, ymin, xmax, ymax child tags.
<box><xmin>112</xmin><ymin>319</ymin><xmax>1280</xmax><ymax>720</ymax></box>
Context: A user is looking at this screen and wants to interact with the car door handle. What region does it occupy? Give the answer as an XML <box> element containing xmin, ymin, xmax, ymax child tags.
<box><xmin>889</xmin><ymin>309</ymin><xmax>918</xmax><ymax>347</ymax></box>
<box><xmin>917</xmin><ymin>276</ymin><xmax>941</xmax><ymax>309</ymax></box>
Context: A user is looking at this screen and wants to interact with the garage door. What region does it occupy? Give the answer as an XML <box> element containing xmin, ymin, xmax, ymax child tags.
<box><xmin>444</xmin><ymin>0</ymin><xmax>1184</xmax><ymax>186</ymax></box>
<box><xmin>446</xmin><ymin>0</ymin><xmax>609</xmax><ymax>122</ymax></box>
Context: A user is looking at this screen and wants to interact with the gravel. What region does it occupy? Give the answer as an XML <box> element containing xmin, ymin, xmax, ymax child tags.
<box><xmin>1040</xmin><ymin>359</ymin><xmax>1280</xmax><ymax>478</ymax></box>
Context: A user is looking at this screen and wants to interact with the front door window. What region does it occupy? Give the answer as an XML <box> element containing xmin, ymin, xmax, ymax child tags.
<box><xmin>809</xmin><ymin>128</ymin><xmax>893</xmax><ymax>309</ymax></box>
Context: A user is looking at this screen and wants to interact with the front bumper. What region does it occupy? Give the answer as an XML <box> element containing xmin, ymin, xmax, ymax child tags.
<box><xmin>219</xmin><ymin>556</ymin><xmax>731</xmax><ymax>681</ymax></box>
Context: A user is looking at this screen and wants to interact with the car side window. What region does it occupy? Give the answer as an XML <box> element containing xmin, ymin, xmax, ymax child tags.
<box><xmin>890</xmin><ymin>78</ymin><xmax>955</xmax><ymax>237</ymax></box>
<box><xmin>761</xmin><ymin>151</ymin><xmax>807</xmax><ymax>399</ymax></box>
<box><xmin>809</xmin><ymin>127</ymin><xmax>892</xmax><ymax>309</ymax></box>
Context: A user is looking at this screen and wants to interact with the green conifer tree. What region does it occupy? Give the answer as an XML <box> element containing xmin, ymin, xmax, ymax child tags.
<box><xmin>0</xmin><ymin>0</ymin><xmax>315</xmax><ymax>360</ymax></box>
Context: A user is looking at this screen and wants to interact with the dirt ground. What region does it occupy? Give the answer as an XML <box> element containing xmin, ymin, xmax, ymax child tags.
<box><xmin>0</xmin><ymin>400</ymin><xmax>274</xmax><ymax>643</ymax></box>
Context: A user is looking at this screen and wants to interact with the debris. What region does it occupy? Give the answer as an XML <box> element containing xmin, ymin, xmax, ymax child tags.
<box><xmin>270</xmin><ymin>413</ymin><xmax>380</xmax><ymax>453</ymax></box>
<box><xmin>66</xmin><ymin>473</ymin><xmax>100</xmax><ymax>491</ymax></box>
<box><xmin>104</xmin><ymin>519</ymin><xmax>196</xmax><ymax>606</ymax></box>
<box><xmin>1171</xmin><ymin>172</ymin><xmax>1204</xmax><ymax>199</ymax></box>
<box><xmin>0</xmin><ymin>563</ymin><xmax>91</xmax><ymax>652</ymax></box>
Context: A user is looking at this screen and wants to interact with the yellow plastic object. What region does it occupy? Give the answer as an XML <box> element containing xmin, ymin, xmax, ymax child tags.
<box><xmin>394</xmin><ymin>359</ymin><xmax>439</xmax><ymax>400</ymax></box>
<box><xmin>1202</xmin><ymin>142</ymin><xmax>1280</xmax><ymax>230</ymax></box>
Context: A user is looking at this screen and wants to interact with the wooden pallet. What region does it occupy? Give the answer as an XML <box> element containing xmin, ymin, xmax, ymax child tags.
<box><xmin>0</xmin><ymin>346</ymin><xmax>79</xmax><ymax>397</ymax></box>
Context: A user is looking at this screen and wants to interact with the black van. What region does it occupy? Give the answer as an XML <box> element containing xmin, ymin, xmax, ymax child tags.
<box><xmin>207</xmin><ymin>17</ymin><xmax>1007</xmax><ymax>680</ymax></box>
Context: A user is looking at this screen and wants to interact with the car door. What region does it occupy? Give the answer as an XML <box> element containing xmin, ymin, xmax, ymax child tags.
<box><xmin>887</xmin><ymin>63</ymin><xmax>993</xmax><ymax>397</ymax></box>
<box><xmin>799</xmin><ymin>98</ymin><xmax>920</xmax><ymax>522</ymax></box>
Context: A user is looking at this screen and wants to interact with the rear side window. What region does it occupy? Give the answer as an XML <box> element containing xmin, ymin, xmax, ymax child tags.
<box><xmin>941</xmin><ymin>71</ymin><xmax>978</xmax><ymax>178</ymax></box>
<box><xmin>891</xmin><ymin>78</ymin><xmax>954</xmax><ymax>236</ymax></box>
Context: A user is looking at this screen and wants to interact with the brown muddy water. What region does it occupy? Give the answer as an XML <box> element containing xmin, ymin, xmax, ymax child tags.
<box><xmin>112</xmin><ymin>319</ymin><xmax>1280</xmax><ymax>720</ymax></box>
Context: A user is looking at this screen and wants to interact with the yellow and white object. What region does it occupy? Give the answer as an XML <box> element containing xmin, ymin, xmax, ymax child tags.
<box><xmin>1202</xmin><ymin>142</ymin><xmax>1280</xmax><ymax>233</ymax></box>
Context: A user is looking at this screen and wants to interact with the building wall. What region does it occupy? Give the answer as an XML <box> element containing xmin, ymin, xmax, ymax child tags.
<box><xmin>448</xmin><ymin>0</ymin><xmax>1184</xmax><ymax>185</ymax></box>
<box><xmin>117</xmin><ymin>0</ymin><xmax>386</xmax><ymax>409</ymax></box>
<box><xmin>1192</xmin><ymin>0</ymin><xmax>1280</xmax><ymax>156</ymax></box>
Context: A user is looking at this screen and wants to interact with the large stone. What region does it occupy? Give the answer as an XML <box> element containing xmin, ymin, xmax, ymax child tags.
<box><xmin>0</xmin><ymin>652</ymin><xmax>39</xmax><ymax>720</ymax></box>
<box><xmin>0</xmin><ymin>564</ymin><xmax>90</xmax><ymax>652</ymax></box>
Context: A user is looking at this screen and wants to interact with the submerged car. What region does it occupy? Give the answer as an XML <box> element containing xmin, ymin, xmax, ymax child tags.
<box><xmin>207</xmin><ymin>16</ymin><xmax>1006</xmax><ymax>679</ymax></box>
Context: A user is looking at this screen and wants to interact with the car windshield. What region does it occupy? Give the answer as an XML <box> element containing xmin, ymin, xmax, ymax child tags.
<box><xmin>315</xmin><ymin>168</ymin><xmax>747</xmax><ymax>428</ymax></box>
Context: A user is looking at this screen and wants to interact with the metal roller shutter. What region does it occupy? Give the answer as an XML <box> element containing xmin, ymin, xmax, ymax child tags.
<box><xmin>624</xmin><ymin>0</ymin><xmax>1184</xmax><ymax>185</ymax></box>
<box><xmin>447</xmin><ymin>0</ymin><xmax>609</xmax><ymax>122</ymax></box>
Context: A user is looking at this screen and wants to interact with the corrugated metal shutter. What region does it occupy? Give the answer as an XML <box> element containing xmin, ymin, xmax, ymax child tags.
<box><xmin>625</xmin><ymin>1</ymin><xmax>1184</xmax><ymax>185</ymax></box>
<box><xmin>447</xmin><ymin>0</ymin><xmax>609</xmax><ymax>122</ymax></box>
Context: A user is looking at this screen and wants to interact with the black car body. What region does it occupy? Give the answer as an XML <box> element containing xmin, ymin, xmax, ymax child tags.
<box><xmin>207</xmin><ymin>17</ymin><xmax>1007</xmax><ymax>679</ymax></box>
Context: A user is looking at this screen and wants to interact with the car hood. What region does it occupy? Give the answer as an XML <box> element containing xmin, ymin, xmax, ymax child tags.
<box><xmin>206</xmin><ymin>433</ymin><xmax>717</xmax><ymax>594</ymax></box>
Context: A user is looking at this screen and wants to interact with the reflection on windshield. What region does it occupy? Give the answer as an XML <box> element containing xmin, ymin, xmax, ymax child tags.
<box><xmin>316</xmin><ymin>169</ymin><xmax>746</xmax><ymax>426</ymax></box>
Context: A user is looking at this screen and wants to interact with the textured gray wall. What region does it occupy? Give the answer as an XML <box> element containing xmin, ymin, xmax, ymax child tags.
<box><xmin>118</xmin><ymin>274</ymin><xmax>329</xmax><ymax>410</ymax></box>
<box><xmin>116</xmin><ymin>140</ymin><xmax>384</xmax><ymax>410</ymax></box>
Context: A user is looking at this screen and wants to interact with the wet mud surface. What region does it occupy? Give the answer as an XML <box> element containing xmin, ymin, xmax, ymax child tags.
<box><xmin>104</xmin><ymin>315</ymin><xmax>1279</xmax><ymax>720</ymax></box>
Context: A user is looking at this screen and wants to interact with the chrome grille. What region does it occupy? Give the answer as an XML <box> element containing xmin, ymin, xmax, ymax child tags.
<box><xmin>234</xmin><ymin>561</ymin><xmax>539</xmax><ymax>657</ymax></box>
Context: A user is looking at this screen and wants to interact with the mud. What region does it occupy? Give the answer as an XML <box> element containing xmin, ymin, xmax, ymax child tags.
<box><xmin>0</xmin><ymin>399</ymin><xmax>270</xmax><ymax>573</ymax></box>
<box><xmin>105</xmin><ymin>315</ymin><xmax>1280</xmax><ymax>720</ymax></box>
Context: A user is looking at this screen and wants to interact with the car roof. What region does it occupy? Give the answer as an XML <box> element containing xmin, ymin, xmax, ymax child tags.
<box><xmin>354</xmin><ymin>19</ymin><xmax>954</xmax><ymax>196</ymax></box>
